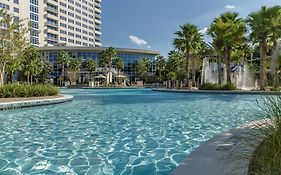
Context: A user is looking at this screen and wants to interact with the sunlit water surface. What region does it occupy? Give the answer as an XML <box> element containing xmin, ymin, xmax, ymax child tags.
<box><xmin>0</xmin><ymin>89</ymin><xmax>261</xmax><ymax>175</ymax></box>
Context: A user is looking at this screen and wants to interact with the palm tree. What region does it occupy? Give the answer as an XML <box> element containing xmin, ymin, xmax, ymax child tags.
<box><xmin>113</xmin><ymin>57</ymin><xmax>124</xmax><ymax>75</ymax></box>
<box><xmin>209</xmin><ymin>12</ymin><xmax>246</xmax><ymax>84</ymax></box>
<box><xmin>99</xmin><ymin>47</ymin><xmax>117</xmax><ymax>86</ymax></box>
<box><xmin>86</xmin><ymin>60</ymin><xmax>97</xmax><ymax>82</ymax></box>
<box><xmin>174</xmin><ymin>23</ymin><xmax>203</xmax><ymax>87</ymax></box>
<box><xmin>246</xmin><ymin>6</ymin><xmax>281</xmax><ymax>90</ymax></box>
<box><xmin>57</xmin><ymin>51</ymin><xmax>69</xmax><ymax>86</ymax></box>
<box><xmin>22</xmin><ymin>46</ymin><xmax>42</xmax><ymax>84</ymax></box>
<box><xmin>156</xmin><ymin>55</ymin><xmax>166</xmax><ymax>83</ymax></box>
<box><xmin>67</xmin><ymin>59</ymin><xmax>81</xmax><ymax>85</ymax></box>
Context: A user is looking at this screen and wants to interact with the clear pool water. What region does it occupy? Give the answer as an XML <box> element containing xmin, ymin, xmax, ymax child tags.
<box><xmin>0</xmin><ymin>89</ymin><xmax>261</xmax><ymax>175</ymax></box>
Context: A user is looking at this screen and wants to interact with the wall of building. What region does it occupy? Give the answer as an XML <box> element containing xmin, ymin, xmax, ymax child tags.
<box><xmin>39</xmin><ymin>47</ymin><xmax>160</xmax><ymax>83</ymax></box>
<box><xmin>0</xmin><ymin>0</ymin><xmax>102</xmax><ymax>47</ymax></box>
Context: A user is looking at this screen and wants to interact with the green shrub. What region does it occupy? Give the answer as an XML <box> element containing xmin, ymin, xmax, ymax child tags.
<box><xmin>0</xmin><ymin>84</ymin><xmax>59</xmax><ymax>98</ymax></box>
<box><xmin>199</xmin><ymin>83</ymin><xmax>236</xmax><ymax>90</ymax></box>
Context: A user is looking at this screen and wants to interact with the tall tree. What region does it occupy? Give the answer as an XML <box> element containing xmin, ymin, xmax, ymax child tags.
<box><xmin>156</xmin><ymin>55</ymin><xmax>166</xmax><ymax>83</ymax></box>
<box><xmin>246</xmin><ymin>6</ymin><xmax>281</xmax><ymax>90</ymax></box>
<box><xmin>22</xmin><ymin>46</ymin><xmax>43</xmax><ymax>84</ymax></box>
<box><xmin>5</xmin><ymin>58</ymin><xmax>22</xmax><ymax>83</ymax></box>
<box><xmin>166</xmin><ymin>50</ymin><xmax>185</xmax><ymax>81</ymax></box>
<box><xmin>99</xmin><ymin>47</ymin><xmax>117</xmax><ymax>86</ymax></box>
<box><xmin>39</xmin><ymin>59</ymin><xmax>52</xmax><ymax>84</ymax></box>
<box><xmin>67</xmin><ymin>59</ymin><xmax>81</xmax><ymax>85</ymax></box>
<box><xmin>209</xmin><ymin>12</ymin><xmax>246</xmax><ymax>84</ymax></box>
<box><xmin>86</xmin><ymin>60</ymin><xmax>97</xmax><ymax>82</ymax></box>
<box><xmin>136</xmin><ymin>58</ymin><xmax>149</xmax><ymax>81</ymax></box>
<box><xmin>174</xmin><ymin>23</ymin><xmax>203</xmax><ymax>86</ymax></box>
<box><xmin>57</xmin><ymin>51</ymin><xmax>69</xmax><ymax>86</ymax></box>
<box><xmin>113</xmin><ymin>57</ymin><xmax>124</xmax><ymax>75</ymax></box>
<box><xmin>0</xmin><ymin>9</ymin><xmax>28</xmax><ymax>85</ymax></box>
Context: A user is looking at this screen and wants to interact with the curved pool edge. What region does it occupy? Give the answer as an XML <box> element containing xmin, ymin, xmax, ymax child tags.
<box><xmin>152</xmin><ymin>88</ymin><xmax>281</xmax><ymax>95</ymax></box>
<box><xmin>172</xmin><ymin>120</ymin><xmax>266</xmax><ymax>175</ymax></box>
<box><xmin>0</xmin><ymin>94</ymin><xmax>73</xmax><ymax>110</ymax></box>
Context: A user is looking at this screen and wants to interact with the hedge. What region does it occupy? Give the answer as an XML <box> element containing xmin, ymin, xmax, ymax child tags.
<box><xmin>199</xmin><ymin>83</ymin><xmax>236</xmax><ymax>90</ymax></box>
<box><xmin>0</xmin><ymin>84</ymin><xmax>59</xmax><ymax>98</ymax></box>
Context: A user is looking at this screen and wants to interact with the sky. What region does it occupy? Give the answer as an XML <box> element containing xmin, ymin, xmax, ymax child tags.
<box><xmin>101</xmin><ymin>0</ymin><xmax>280</xmax><ymax>57</ymax></box>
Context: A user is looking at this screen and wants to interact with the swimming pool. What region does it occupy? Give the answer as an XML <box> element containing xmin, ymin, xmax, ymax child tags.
<box><xmin>0</xmin><ymin>89</ymin><xmax>260</xmax><ymax>175</ymax></box>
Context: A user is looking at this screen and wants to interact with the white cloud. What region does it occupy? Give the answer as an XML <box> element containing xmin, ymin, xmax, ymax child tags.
<box><xmin>199</xmin><ymin>27</ymin><xmax>208</xmax><ymax>35</ymax></box>
<box><xmin>225</xmin><ymin>5</ymin><xmax>235</xmax><ymax>9</ymax></box>
<box><xmin>129</xmin><ymin>35</ymin><xmax>148</xmax><ymax>46</ymax></box>
<box><xmin>147</xmin><ymin>45</ymin><xmax>151</xmax><ymax>48</ymax></box>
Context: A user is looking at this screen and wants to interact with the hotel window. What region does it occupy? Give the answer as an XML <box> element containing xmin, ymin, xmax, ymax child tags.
<box><xmin>68</xmin><ymin>39</ymin><xmax>75</xmax><ymax>43</ymax></box>
<box><xmin>14</xmin><ymin>7</ymin><xmax>19</xmax><ymax>13</ymax></box>
<box><xmin>30</xmin><ymin>0</ymin><xmax>38</xmax><ymax>5</ymax></box>
<box><xmin>76</xmin><ymin>28</ymin><xmax>81</xmax><ymax>32</ymax></box>
<box><xmin>60</xmin><ymin>16</ymin><xmax>67</xmax><ymax>21</ymax></box>
<box><xmin>68</xmin><ymin>0</ymin><xmax>74</xmax><ymax>4</ymax></box>
<box><xmin>68</xmin><ymin>25</ymin><xmax>74</xmax><ymax>30</ymax></box>
<box><xmin>75</xmin><ymin>9</ymin><xmax>81</xmax><ymax>14</ymax></box>
<box><xmin>60</xmin><ymin>9</ymin><xmax>66</xmax><ymax>14</ymax></box>
<box><xmin>14</xmin><ymin>0</ymin><xmax>19</xmax><ymax>4</ymax></box>
<box><xmin>30</xmin><ymin>13</ymin><xmax>38</xmax><ymax>21</ymax></box>
<box><xmin>82</xmin><ymin>18</ymin><xmax>87</xmax><ymax>22</ymax></box>
<box><xmin>31</xmin><ymin>21</ymin><xmax>39</xmax><ymax>29</ymax></box>
<box><xmin>60</xmin><ymin>30</ymin><xmax>67</xmax><ymax>34</ymax></box>
<box><xmin>30</xmin><ymin>5</ymin><xmax>38</xmax><ymax>13</ymax></box>
<box><xmin>68</xmin><ymin>19</ymin><xmax>74</xmax><ymax>24</ymax></box>
<box><xmin>60</xmin><ymin>2</ymin><xmax>66</xmax><ymax>7</ymax></box>
<box><xmin>68</xmin><ymin>32</ymin><xmax>74</xmax><ymax>37</ymax></box>
<box><xmin>60</xmin><ymin>23</ymin><xmax>67</xmax><ymax>28</ymax></box>
<box><xmin>76</xmin><ymin>34</ymin><xmax>81</xmax><ymax>38</ymax></box>
<box><xmin>60</xmin><ymin>37</ymin><xmax>67</xmax><ymax>41</ymax></box>
<box><xmin>75</xmin><ymin>2</ymin><xmax>81</xmax><ymax>7</ymax></box>
<box><xmin>76</xmin><ymin>41</ymin><xmax>81</xmax><ymax>45</ymax></box>
<box><xmin>82</xmin><ymin>24</ymin><xmax>88</xmax><ymax>28</ymax></box>
<box><xmin>68</xmin><ymin>12</ymin><xmax>74</xmax><ymax>17</ymax></box>
<box><xmin>0</xmin><ymin>3</ymin><xmax>10</xmax><ymax>10</ymax></box>
<box><xmin>83</xmin><ymin>36</ymin><xmax>88</xmax><ymax>40</ymax></box>
<box><xmin>68</xmin><ymin>5</ymin><xmax>74</xmax><ymax>11</ymax></box>
<box><xmin>83</xmin><ymin>42</ymin><xmax>88</xmax><ymax>46</ymax></box>
<box><xmin>75</xmin><ymin>21</ymin><xmax>81</xmax><ymax>26</ymax></box>
<box><xmin>75</xmin><ymin>15</ymin><xmax>81</xmax><ymax>20</ymax></box>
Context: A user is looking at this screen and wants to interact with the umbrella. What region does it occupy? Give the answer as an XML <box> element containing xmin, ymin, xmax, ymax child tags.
<box><xmin>95</xmin><ymin>74</ymin><xmax>106</xmax><ymax>79</ymax></box>
<box><xmin>115</xmin><ymin>75</ymin><xmax>127</xmax><ymax>79</ymax></box>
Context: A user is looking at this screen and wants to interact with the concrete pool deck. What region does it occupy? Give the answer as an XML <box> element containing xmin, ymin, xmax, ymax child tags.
<box><xmin>0</xmin><ymin>94</ymin><xmax>73</xmax><ymax>110</ymax></box>
<box><xmin>152</xmin><ymin>88</ymin><xmax>281</xmax><ymax>95</ymax></box>
<box><xmin>172</xmin><ymin>120</ymin><xmax>267</xmax><ymax>175</ymax></box>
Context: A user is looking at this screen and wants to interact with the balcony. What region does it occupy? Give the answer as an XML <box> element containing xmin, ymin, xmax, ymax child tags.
<box><xmin>45</xmin><ymin>22</ymin><xmax>58</xmax><ymax>28</ymax></box>
<box><xmin>45</xmin><ymin>6</ymin><xmax>58</xmax><ymax>14</ymax></box>
<box><xmin>46</xmin><ymin>36</ymin><xmax>58</xmax><ymax>42</ymax></box>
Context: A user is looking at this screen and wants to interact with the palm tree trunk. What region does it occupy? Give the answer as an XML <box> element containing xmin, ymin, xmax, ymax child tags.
<box><xmin>217</xmin><ymin>55</ymin><xmax>222</xmax><ymax>85</ymax></box>
<box><xmin>185</xmin><ymin>52</ymin><xmax>190</xmax><ymax>87</ymax></box>
<box><xmin>0</xmin><ymin>64</ymin><xmax>5</xmax><ymax>86</ymax></box>
<box><xmin>191</xmin><ymin>55</ymin><xmax>196</xmax><ymax>86</ymax></box>
<box><xmin>273</xmin><ymin>40</ymin><xmax>278</xmax><ymax>88</ymax></box>
<box><xmin>259</xmin><ymin>40</ymin><xmax>267</xmax><ymax>90</ymax></box>
<box><xmin>27</xmin><ymin>72</ymin><xmax>30</xmax><ymax>84</ymax></box>
<box><xmin>159</xmin><ymin>70</ymin><xmax>162</xmax><ymax>83</ymax></box>
<box><xmin>61</xmin><ymin>63</ymin><xmax>65</xmax><ymax>86</ymax></box>
<box><xmin>225</xmin><ymin>47</ymin><xmax>231</xmax><ymax>84</ymax></box>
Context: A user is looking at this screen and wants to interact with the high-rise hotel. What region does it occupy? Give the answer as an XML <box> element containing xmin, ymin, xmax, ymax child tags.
<box><xmin>0</xmin><ymin>0</ymin><xmax>102</xmax><ymax>47</ymax></box>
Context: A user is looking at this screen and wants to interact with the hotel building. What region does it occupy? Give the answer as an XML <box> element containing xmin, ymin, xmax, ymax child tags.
<box><xmin>0</xmin><ymin>0</ymin><xmax>102</xmax><ymax>47</ymax></box>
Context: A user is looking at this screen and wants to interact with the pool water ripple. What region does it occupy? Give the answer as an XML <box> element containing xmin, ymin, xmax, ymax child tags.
<box><xmin>0</xmin><ymin>89</ymin><xmax>260</xmax><ymax>175</ymax></box>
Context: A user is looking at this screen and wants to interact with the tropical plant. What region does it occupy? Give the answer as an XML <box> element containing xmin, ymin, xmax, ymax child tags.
<box><xmin>113</xmin><ymin>57</ymin><xmax>124</xmax><ymax>75</ymax></box>
<box><xmin>86</xmin><ymin>60</ymin><xmax>97</xmax><ymax>82</ymax></box>
<box><xmin>156</xmin><ymin>55</ymin><xmax>166</xmax><ymax>82</ymax></box>
<box><xmin>0</xmin><ymin>9</ymin><xmax>28</xmax><ymax>85</ymax></box>
<box><xmin>136</xmin><ymin>58</ymin><xmax>149</xmax><ymax>81</ymax></box>
<box><xmin>5</xmin><ymin>58</ymin><xmax>22</xmax><ymax>83</ymax></box>
<box><xmin>22</xmin><ymin>46</ymin><xmax>43</xmax><ymax>84</ymax></box>
<box><xmin>246</xmin><ymin>6</ymin><xmax>281</xmax><ymax>90</ymax></box>
<box><xmin>67</xmin><ymin>59</ymin><xmax>81</xmax><ymax>85</ymax></box>
<box><xmin>99</xmin><ymin>47</ymin><xmax>117</xmax><ymax>86</ymax></box>
<box><xmin>57</xmin><ymin>51</ymin><xmax>69</xmax><ymax>86</ymax></box>
<box><xmin>166</xmin><ymin>50</ymin><xmax>185</xmax><ymax>81</ymax></box>
<box><xmin>38</xmin><ymin>59</ymin><xmax>52</xmax><ymax>83</ymax></box>
<box><xmin>174</xmin><ymin>23</ymin><xmax>203</xmax><ymax>86</ymax></box>
<box><xmin>209</xmin><ymin>12</ymin><xmax>246</xmax><ymax>84</ymax></box>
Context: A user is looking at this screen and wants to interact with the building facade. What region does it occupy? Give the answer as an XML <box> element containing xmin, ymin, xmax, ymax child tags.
<box><xmin>0</xmin><ymin>0</ymin><xmax>102</xmax><ymax>47</ymax></box>
<box><xmin>38</xmin><ymin>47</ymin><xmax>160</xmax><ymax>83</ymax></box>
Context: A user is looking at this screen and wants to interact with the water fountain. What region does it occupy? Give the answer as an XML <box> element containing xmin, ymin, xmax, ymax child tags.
<box><xmin>201</xmin><ymin>58</ymin><xmax>226</xmax><ymax>84</ymax></box>
<box><xmin>201</xmin><ymin>58</ymin><xmax>258</xmax><ymax>90</ymax></box>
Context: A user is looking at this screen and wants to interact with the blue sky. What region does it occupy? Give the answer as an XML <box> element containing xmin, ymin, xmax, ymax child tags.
<box><xmin>101</xmin><ymin>0</ymin><xmax>280</xmax><ymax>57</ymax></box>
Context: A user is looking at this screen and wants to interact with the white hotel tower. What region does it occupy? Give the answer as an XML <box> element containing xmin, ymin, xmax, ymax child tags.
<box><xmin>0</xmin><ymin>0</ymin><xmax>102</xmax><ymax>47</ymax></box>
